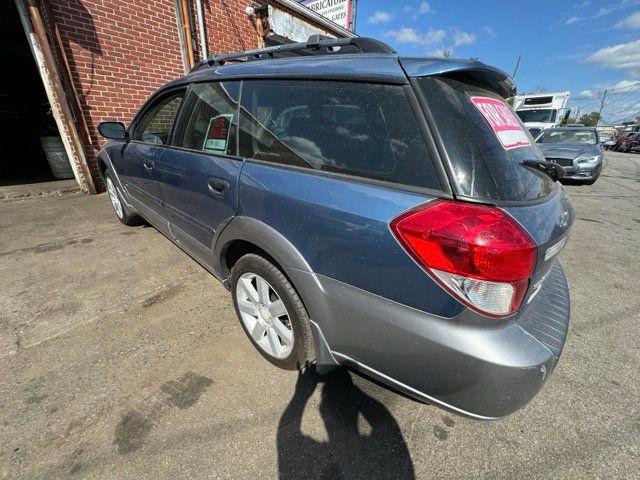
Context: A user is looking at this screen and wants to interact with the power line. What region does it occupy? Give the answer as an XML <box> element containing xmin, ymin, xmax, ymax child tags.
<box><xmin>570</xmin><ymin>83</ymin><xmax>640</xmax><ymax>124</ymax></box>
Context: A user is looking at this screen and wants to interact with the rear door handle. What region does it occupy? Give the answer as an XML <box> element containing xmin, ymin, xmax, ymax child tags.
<box><xmin>143</xmin><ymin>158</ymin><xmax>154</xmax><ymax>171</ymax></box>
<box><xmin>208</xmin><ymin>177</ymin><xmax>230</xmax><ymax>196</ymax></box>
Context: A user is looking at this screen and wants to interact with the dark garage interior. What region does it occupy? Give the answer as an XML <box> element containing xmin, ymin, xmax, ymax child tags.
<box><xmin>0</xmin><ymin>2</ymin><xmax>65</xmax><ymax>187</ymax></box>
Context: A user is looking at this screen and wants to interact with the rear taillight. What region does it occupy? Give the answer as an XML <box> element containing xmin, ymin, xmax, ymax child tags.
<box><xmin>390</xmin><ymin>200</ymin><xmax>537</xmax><ymax>317</ymax></box>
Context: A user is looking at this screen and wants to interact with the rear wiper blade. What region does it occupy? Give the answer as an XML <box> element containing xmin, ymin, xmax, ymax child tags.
<box><xmin>521</xmin><ymin>159</ymin><xmax>565</xmax><ymax>182</ymax></box>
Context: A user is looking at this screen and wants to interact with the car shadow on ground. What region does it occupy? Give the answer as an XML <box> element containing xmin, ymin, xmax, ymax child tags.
<box><xmin>277</xmin><ymin>366</ymin><xmax>415</xmax><ymax>480</ymax></box>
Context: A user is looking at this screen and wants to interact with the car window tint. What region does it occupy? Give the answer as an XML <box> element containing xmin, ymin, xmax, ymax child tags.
<box><xmin>172</xmin><ymin>82</ymin><xmax>240</xmax><ymax>155</ymax></box>
<box><xmin>418</xmin><ymin>77</ymin><xmax>555</xmax><ymax>202</ymax></box>
<box><xmin>132</xmin><ymin>93</ymin><xmax>183</xmax><ymax>145</ymax></box>
<box><xmin>238</xmin><ymin>80</ymin><xmax>441</xmax><ymax>190</ymax></box>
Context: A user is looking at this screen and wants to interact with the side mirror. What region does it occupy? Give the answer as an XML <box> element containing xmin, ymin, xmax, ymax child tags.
<box><xmin>98</xmin><ymin>121</ymin><xmax>128</xmax><ymax>141</ymax></box>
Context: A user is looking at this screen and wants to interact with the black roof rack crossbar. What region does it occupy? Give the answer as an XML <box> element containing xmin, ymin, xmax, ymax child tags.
<box><xmin>195</xmin><ymin>35</ymin><xmax>396</xmax><ymax>70</ymax></box>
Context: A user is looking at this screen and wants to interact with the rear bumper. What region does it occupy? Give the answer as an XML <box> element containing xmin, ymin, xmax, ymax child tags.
<box><xmin>294</xmin><ymin>261</ymin><xmax>570</xmax><ymax>420</ymax></box>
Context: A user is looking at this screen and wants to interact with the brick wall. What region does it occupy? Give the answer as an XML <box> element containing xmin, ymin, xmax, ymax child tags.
<box><xmin>196</xmin><ymin>0</ymin><xmax>258</xmax><ymax>55</ymax></box>
<box><xmin>46</xmin><ymin>0</ymin><xmax>258</xmax><ymax>189</ymax></box>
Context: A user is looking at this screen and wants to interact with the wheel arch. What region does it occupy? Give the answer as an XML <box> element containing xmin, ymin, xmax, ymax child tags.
<box><xmin>214</xmin><ymin>216</ymin><xmax>314</xmax><ymax>282</ymax></box>
<box><xmin>214</xmin><ymin>216</ymin><xmax>339</xmax><ymax>372</ymax></box>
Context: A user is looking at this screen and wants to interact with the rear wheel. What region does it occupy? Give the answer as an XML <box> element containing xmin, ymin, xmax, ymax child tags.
<box><xmin>105</xmin><ymin>170</ymin><xmax>141</xmax><ymax>226</ymax></box>
<box><xmin>230</xmin><ymin>254</ymin><xmax>314</xmax><ymax>370</ymax></box>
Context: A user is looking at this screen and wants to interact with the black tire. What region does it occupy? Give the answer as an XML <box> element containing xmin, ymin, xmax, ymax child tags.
<box><xmin>230</xmin><ymin>254</ymin><xmax>315</xmax><ymax>370</ymax></box>
<box><xmin>105</xmin><ymin>169</ymin><xmax>141</xmax><ymax>226</ymax></box>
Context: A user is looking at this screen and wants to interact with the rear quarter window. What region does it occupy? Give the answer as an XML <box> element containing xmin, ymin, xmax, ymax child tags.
<box><xmin>238</xmin><ymin>80</ymin><xmax>442</xmax><ymax>191</ymax></box>
<box><xmin>418</xmin><ymin>77</ymin><xmax>555</xmax><ymax>202</ymax></box>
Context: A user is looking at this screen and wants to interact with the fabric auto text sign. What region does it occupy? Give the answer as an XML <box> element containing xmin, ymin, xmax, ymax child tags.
<box><xmin>300</xmin><ymin>0</ymin><xmax>355</xmax><ymax>31</ymax></box>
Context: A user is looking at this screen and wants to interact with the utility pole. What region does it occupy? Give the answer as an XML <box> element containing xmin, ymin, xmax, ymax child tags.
<box><xmin>512</xmin><ymin>55</ymin><xmax>522</xmax><ymax>79</ymax></box>
<box><xmin>597</xmin><ymin>89</ymin><xmax>608</xmax><ymax>126</ymax></box>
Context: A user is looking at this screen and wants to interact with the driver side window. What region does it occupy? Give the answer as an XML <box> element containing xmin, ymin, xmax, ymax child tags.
<box><xmin>132</xmin><ymin>92</ymin><xmax>184</xmax><ymax>145</ymax></box>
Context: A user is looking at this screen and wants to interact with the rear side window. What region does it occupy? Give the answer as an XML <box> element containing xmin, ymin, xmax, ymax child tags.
<box><xmin>238</xmin><ymin>80</ymin><xmax>441</xmax><ymax>190</ymax></box>
<box><xmin>132</xmin><ymin>93</ymin><xmax>183</xmax><ymax>145</ymax></box>
<box><xmin>418</xmin><ymin>77</ymin><xmax>555</xmax><ymax>202</ymax></box>
<box><xmin>171</xmin><ymin>82</ymin><xmax>240</xmax><ymax>155</ymax></box>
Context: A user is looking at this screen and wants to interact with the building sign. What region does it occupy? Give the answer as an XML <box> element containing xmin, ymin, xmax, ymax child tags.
<box><xmin>300</xmin><ymin>0</ymin><xmax>356</xmax><ymax>31</ymax></box>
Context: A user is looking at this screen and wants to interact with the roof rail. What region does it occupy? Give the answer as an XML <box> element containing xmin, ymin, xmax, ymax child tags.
<box><xmin>192</xmin><ymin>35</ymin><xmax>396</xmax><ymax>71</ymax></box>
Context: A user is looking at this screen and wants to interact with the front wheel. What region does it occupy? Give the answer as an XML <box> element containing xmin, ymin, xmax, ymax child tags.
<box><xmin>105</xmin><ymin>170</ymin><xmax>141</xmax><ymax>226</ymax></box>
<box><xmin>230</xmin><ymin>254</ymin><xmax>315</xmax><ymax>370</ymax></box>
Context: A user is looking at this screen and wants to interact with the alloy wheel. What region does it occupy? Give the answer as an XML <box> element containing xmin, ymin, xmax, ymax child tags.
<box><xmin>106</xmin><ymin>176</ymin><xmax>124</xmax><ymax>219</ymax></box>
<box><xmin>235</xmin><ymin>272</ymin><xmax>294</xmax><ymax>359</ymax></box>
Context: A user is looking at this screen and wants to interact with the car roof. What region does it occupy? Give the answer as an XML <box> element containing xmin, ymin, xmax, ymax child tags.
<box><xmin>183</xmin><ymin>53</ymin><xmax>409</xmax><ymax>85</ymax></box>
<box><xmin>159</xmin><ymin>41</ymin><xmax>514</xmax><ymax>98</ymax></box>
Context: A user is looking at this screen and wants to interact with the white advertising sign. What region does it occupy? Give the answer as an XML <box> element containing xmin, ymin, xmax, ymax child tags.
<box><xmin>300</xmin><ymin>0</ymin><xmax>355</xmax><ymax>31</ymax></box>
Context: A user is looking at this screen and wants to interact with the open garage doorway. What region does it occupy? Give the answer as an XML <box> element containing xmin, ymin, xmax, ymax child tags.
<box><xmin>0</xmin><ymin>2</ymin><xmax>73</xmax><ymax>189</ymax></box>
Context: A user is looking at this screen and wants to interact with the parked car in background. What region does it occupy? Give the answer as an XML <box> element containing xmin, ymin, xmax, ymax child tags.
<box><xmin>618</xmin><ymin>132</ymin><xmax>640</xmax><ymax>152</ymax></box>
<box><xmin>612</xmin><ymin>131</ymin><xmax>634</xmax><ymax>151</ymax></box>
<box><xmin>96</xmin><ymin>36</ymin><xmax>574</xmax><ymax>420</ymax></box>
<box><xmin>601</xmin><ymin>135</ymin><xmax>615</xmax><ymax>150</ymax></box>
<box><xmin>536</xmin><ymin>127</ymin><xmax>603</xmax><ymax>184</ymax></box>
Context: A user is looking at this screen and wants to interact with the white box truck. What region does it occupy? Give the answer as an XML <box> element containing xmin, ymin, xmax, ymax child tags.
<box><xmin>513</xmin><ymin>92</ymin><xmax>571</xmax><ymax>137</ymax></box>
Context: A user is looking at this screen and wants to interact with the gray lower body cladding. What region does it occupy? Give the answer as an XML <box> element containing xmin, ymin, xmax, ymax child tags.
<box><xmin>289</xmin><ymin>261</ymin><xmax>570</xmax><ymax>420</ymax></box>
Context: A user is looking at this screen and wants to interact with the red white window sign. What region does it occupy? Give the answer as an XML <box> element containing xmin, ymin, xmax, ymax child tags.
<box><xmin>203</xmin><ymin>114</ymin><xmax>233</xmax><ymax>153</ymax></box>
<box><xmin>470</xmin><ymin>96</ymin><xmax>531</xmax><ymax>150</ymax></box>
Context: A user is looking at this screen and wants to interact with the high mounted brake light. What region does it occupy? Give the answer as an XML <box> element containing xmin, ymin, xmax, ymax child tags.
<box><xmin>390</xmin><ymin>200</ymin><xmax>537</xmax><ymax>317</ymax></box>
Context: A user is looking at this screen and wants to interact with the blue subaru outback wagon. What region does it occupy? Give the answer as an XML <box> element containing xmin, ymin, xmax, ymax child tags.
<box><xmin>98</xmin><ymin>36</ymin><xmax>573</xmax><ymax>419</ymax></box>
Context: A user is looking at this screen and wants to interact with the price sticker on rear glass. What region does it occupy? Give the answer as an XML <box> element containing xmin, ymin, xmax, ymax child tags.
<box><xmin>203</xmin><ymin>114</ymin><xmax>234</xmax><ymax>153</ymax></box>
<box><xmin>470</xmin><ymin>96</ymin><xmax>531</xmax><ymax>150</ymax></box>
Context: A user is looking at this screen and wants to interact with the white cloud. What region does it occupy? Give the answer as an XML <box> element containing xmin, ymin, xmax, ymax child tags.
<box><xmin>577</xmin><ymin>89</ymin><xmax>597</xmax><ymax>99</ymax></box>
<box><xmin>616</xmin><ymin>10</ymin><xmax>640</xmax><ymax>28</ymax></box>
<box><xmin>576</xmin><ymin>1</ymin><xmax>591</xmax><ymax>7</ymax></box>
<box><xmin>384</xmin><ymin>26</ymin><xmax>479</xmax><ymax>55</ymax></box>
<box><xmin>427</xmin><ymin>48</ymin><xmax>453</xmax><ymax>57</ymax></box>
<box><xmin>452</xmin><ymin>31</ymin><xmax>477</xmax><ymax>47</ymax></box>
<box><xmin>425</xmin><ymin>28</ymin><xmax>447</xmax><ymax>44</ymax></box>
<box><xmin>418</xmin><ymin>2</ymin><xmax>431</xmax><ymax>14</ymax></box>
<box><xmin>565</xmin><ymin>16</ymin><xmax>580</xmax><ymax>24</ymax></box>
<box><xmin>586</xmin><ymin>39</ymin><xmax>640</xmax><ymax>72</ymax></box>
<box><xmin>368</xmin><ymin>11</ymin><xmax>392</xmax><ymax>25</ymax></box>
<box><xmin>429</xmin><ymin>48</ymin><xmax>451</xmax><ymax>57</ymax></box>
<box><xmin>609</xmin><ymin>79</ymin><xmax>640</xmax><ymax>91</ymax></box>
<box><xmin>595</xmin><ymin>0</ymin><xmax>640</xmax><ymax>18</ymax></box>
<box><xmin>384</xmin><ymin>27</ymin><xmax>423</xmax><ymax>44</ymax></box>
<box><xmin>482</xmin><ymin>26</ymin><xmax>497</xmax><ymax>39</ymax></box>
<box><xmin>384</xmin><ymin>27</ymin><xmax>446</xmax><ymax>46</ymax></box>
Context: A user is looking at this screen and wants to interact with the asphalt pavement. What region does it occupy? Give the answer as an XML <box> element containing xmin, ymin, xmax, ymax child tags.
<box><xmin>0</xmin><ymin>150</ymin><xmax>639</xmax><ymax>479</ymax></box>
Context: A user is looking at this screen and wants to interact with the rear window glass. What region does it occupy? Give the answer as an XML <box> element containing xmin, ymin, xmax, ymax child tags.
<box><xmin>238</xmin><ymin>80</ymin><xmax>441</xmax><ymax>190</ymax></box>
<box><xmin>418</xmin><ymin>77</ymin><xmax>555</xmax><ymax>202</ymax></box>
<box><xmin>537</xmin><ymin>129</ymin><xmax>597</xmax><ymax>145</ymax></box>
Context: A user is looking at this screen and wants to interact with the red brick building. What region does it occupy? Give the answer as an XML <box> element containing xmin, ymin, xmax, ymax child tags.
<box><xmin>2</xmin><ymin>1</ymin><xmax>352</xmax><ymax>193</ymax></box>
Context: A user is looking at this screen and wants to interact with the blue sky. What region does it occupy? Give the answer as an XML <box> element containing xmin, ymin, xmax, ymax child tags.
<box><xmin>353</xmin><ymin>0</ymin><xmax>640</xmax><ymax>124</ymax></box>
